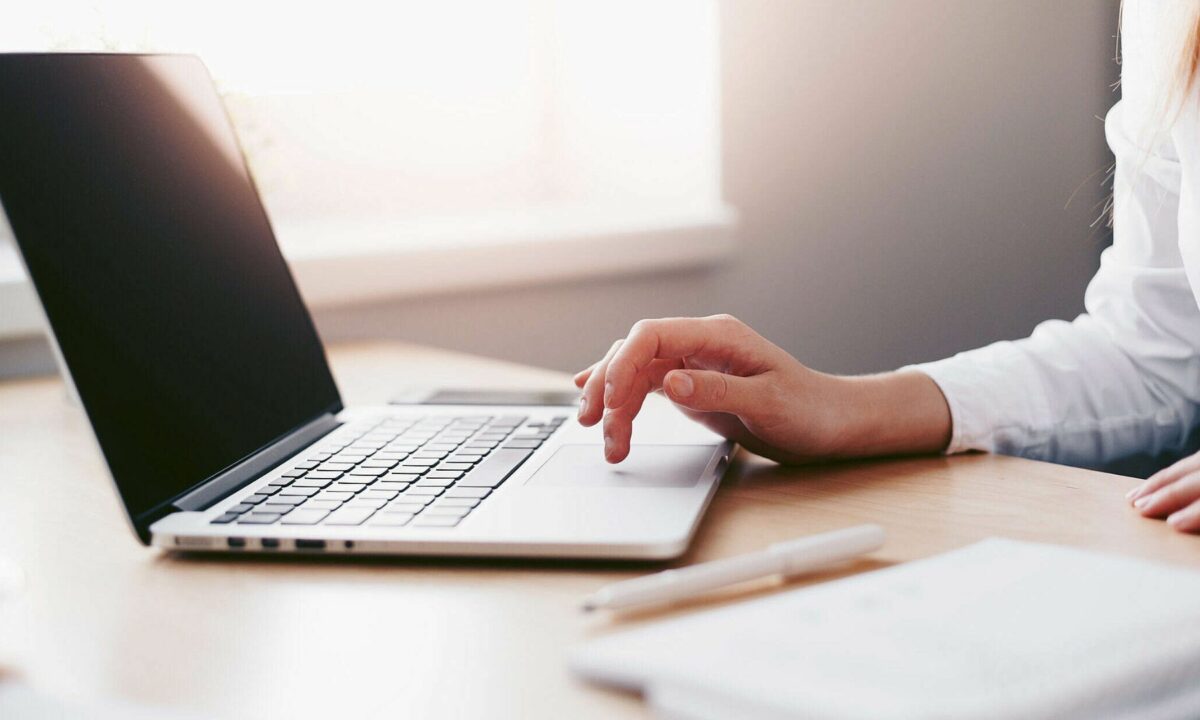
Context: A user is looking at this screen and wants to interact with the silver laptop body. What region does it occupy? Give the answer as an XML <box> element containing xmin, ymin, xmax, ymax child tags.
<box><xmin>0</xmin><ymin>53</ymin><xmax>731</xmax><ymax>559</ymax></box>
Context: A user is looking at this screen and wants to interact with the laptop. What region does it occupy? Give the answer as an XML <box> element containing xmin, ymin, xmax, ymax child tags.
<box><xmin>0</xmin><ymin>53</ymin><xmax>733</xmax><ymax>559</ymax></box>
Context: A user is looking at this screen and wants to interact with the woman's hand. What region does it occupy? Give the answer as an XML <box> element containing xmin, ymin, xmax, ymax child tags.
<box><xmin>574</xmin><ymin>314</ymin><xmax>952</xmax><ymax>464</ymax></box>
<box><xmin>1128</xmin><ymin>452</ymin><xmax>1200</xmax><ymax>533</ymax></box>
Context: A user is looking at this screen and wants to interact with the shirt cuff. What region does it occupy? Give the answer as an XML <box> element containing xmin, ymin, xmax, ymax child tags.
<box><xmin>899</xmin><ymin>358</ymin><xmax>995</xmax><ymax>455</ymax></box>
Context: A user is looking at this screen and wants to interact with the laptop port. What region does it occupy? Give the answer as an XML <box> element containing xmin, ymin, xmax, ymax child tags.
<box><xmin>227</xmin><ymin>537</ymin><xmax>246</xmax><ymax>548</ymax></box>
<box><xmin>260</xmin><ymin>538</ymin><xmax>280</xmax><ymax>549</ymax></box>
<box><xmin>295</xmin><ymin>539</ymin><xmax>326</xmax><ymax>550</ymax></box>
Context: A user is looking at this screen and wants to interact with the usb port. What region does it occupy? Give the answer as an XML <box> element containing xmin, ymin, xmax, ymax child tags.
<box><xmin>295</xmin><ymin>539</ymin><xmax>325</xmax><ymax>550</ymax></box>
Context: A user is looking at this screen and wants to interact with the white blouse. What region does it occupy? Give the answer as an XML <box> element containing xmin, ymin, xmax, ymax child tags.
<box><xmin>911</xmin><ymin>0</ymin><xmax>1200</xmax><ymax>469</ymax></box>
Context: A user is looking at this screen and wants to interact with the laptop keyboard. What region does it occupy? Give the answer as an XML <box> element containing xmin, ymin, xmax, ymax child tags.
<box><xmin>210</xmin><ymin>414</ymin><xmax>566</xmax><ymax>529</ymax></box>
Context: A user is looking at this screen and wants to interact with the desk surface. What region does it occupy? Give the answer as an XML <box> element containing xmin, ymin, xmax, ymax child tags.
<box><xmin>2</xmin><ymin>341</ymin><xmax>1198</xmax><ymax>719</ymax></box>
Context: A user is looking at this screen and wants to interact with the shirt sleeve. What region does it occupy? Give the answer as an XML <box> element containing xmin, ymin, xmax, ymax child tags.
<box><xmin>905</xmin><ymin>0</ymin><xmax>1200</xmax><ymax>468</ymax></box>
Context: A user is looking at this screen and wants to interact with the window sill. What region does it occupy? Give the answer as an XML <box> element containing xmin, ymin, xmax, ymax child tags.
<box><xmin>0</xmin><ymin>204</ymin><xmax>737</xmax><ymax>339</ymax></box>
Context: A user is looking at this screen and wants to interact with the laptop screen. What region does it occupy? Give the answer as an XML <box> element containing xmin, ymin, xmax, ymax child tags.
<box><xmin>0</xmin><ymin>54</ymin><xmax>341</xmax><ymax>523</ymax></box>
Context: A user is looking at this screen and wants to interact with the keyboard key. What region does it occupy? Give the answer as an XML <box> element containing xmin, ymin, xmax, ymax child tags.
<box><xmin>372</xmin><ymin>481</ymin><xmax>412</xmax><ymax>492</ymax></box>
<box><xmin>388</xmin><ymin>472</ymin><xmax>425</xmax><ymax>482</ymax></box>
<box><xmin>228</xmin><ymin>503</ymin><xmax>256</xmax><ymax>514</ymax></box>
<box><xmin>242</xmin><ymin>494</ymin><xmax>271</xmax><ymax>505</ymax></box>
<box><xmin>361</xmin><ymin>489</ymin><xmax>399</xmax><ymax>501</ymax></box>
<box><xmin>318</xmin><ymin>462</ymin><xmax>355</xmax><ymax>472</ymax></box>
<box><xmin>291</xmin><ymin>477</ymin><xmax>333</xmax><ymax>488</ymax></box>
<box><xmin>299</xmin><ymin>499</ymin><xmax>343</xmax><ymax>511</ymax></box>
<box><xmin>456</xmin><ymin>449</ymin><xmax>532</xmax><ymax>488</ymax></box>
<box><xmin>449</xmin><ymin>454</ymin><xmax>485</xmax><ymax>464</ymax></box>
<box><xmin>426</xmin><ymin>470</ymin><xmax>464</xmax><ymax>480</ymax></box>
<box><xmin>349</xmin><ymin>467</ymin><xmax>386</xmax><ymax>477</ymax></box>
<box><xmin>212</xmin><ymin>512</ymin><xmax>241</xmax><ymax>524</ymax></box>
<box><xmin>345</xmin><ymin>498</ymin><xmax>387</xmax><ymax>510</ymax></box>
<box><xmin>325</xmin><ymin>507</ymin><xmax>377</xmax><ymax>526</ymax></box>
<box><xmin>436</xmin><ymin>463</ymin><xmax>474</xmax><ymax>472</ymax></box>
<box><xmin>413</xmin><ymin>516</ymin><xmax>461</xmax><ymax>527</ymax></box>
<box><xmin>444</xmin><ymin>487</ymin><xmax>492</xmax><ymax>499</ymax></box>
<box><xmin>305</xmin><ymin>470</ymin><xmax>343</xmax><ymax>480</ymax></box>
<box><xmin>330</xmin><ymin>482</ymin><xmax>369</xmax><ymax>493</ymax></box>
<box><xmin>415</xmin><ymin>477</ymin><xmax>455</xmax><ymax>488</ymax></box>
<box><xmin>238</xmin><ymin>513</ymin><xmax>283</xmax><ymax>524</ymax></box>
<box><xmin>261</xmin><ymin>496</ymin><xmax>307</xmax><ymax>508</ymax></box>
<box><xmin>434</xmin><ymin>497</ymin><xmax>481</xmax><ymax>508</ymax></box>
<box><xmin>389</xmin><ymin>494</ymin><xmax>434</xmax><ymax>507</ymax></box>
<box><xmin>423</xmin><ymin>505</ymin><xmax>471</xmax><ymax>518</ymax></box>
<box><xmin>405</xmin><ymin>486</ymin><xmax>445</xmax><ymax>497</ymax></box>
<box><xmin>314</xmin><ymin>490</ymin><xmax>355</xmax><ymax>503</ymax></box>
<box><xmin>374</xmin><ymin>452</ymin><xmax>410</xmax><ymax>461</ymax></box>
<box><xmin>293</xmin><ymin>461</ymin><xmax>318</xmax><ymax>470</ymax></box>
<box><xmin>388</xmin><ymin>501</ymin><xmax>432</xmax><ymax>513</ymax></box>
<box><xmin>400</xmin><ymin>459</ymin><xmax>438</xmax><ymax>468</ymax></box>
<box><xmin>281</xmin><ymin>509</ymin><xmax>331</xmax><ymax>525</ymax></box>
<box><xmin>360</xmin><ymin>459</ymin><xmax>397</xmax><ymax>469</ymax></box>
<box><xmin>503</xmin><ymin>440</ymin><xmax>543</xmax><ymax>450</ymax></box>
<box><xmin>279</xmin><ymin>469</ymin><xmax>306</xmax><ymax>478</ymax></box>
<box><xmin>370</xmin><ymin>512</ymin><xmax>415</xmax><ymax>527</ymax></box>
<box><xmin>277</xmin><ymin>486</ymin><xmax>320</xmax><ymax>497</ymax></box>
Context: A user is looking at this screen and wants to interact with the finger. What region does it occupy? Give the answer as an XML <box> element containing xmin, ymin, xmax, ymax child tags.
<box><xmin>573</xmin><ymin>363</ymin><xmax>597</xmax><ymax>388</ymax></box>
<box><xmin>579</xmin><ymin>340</ymin><xmax>622</xmax><ymax>427</ymax></box>
<box><xmin>605</xmin><ymin>315</ymin><xmax>772</xmax><ymax>410</ymax></box>
<box><xmin>600</xmin><ymin>360</ymin><xmax>679</xmax><ymax>463</ymax></box>
<box><xmin>1129</xmin><ymin>453</ymin><xmax>1200</xmax><ymax>502</ymax></box>
<box><xmin>602</xmin><ymin>383</ymin><xmax>651</xmax><ymax>463</ymax></box>
<box><xmin>661</xmin><ymin>368</ymin><xmax>764</xmax><ymax>416</ymax></box>
<box><xmin>1135</xmin><ymin>473</ymin><xmax>1200</xmax><ymax>518</ymax></box>
<box><xmin>1167</xmin><ymin>501</ymin><xmax>1200</xmax><ymax>533</ymax></box>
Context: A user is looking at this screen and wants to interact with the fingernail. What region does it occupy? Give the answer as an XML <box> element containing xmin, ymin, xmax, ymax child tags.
<box><xmin>604</xmin><ymin>435</ymin><xmax>615</xmax><ymax>459</ymax></box>
<box><xmin>603</xmin><ymin>382</ymin><xmax>614</xmax><ymax>407</ymax></box>
<box><xmin>1134</xmin><ymin>496</ymin><xmax>1151</xmax><ymax>509</ymax></box>
<box><xmin>669</xmin><ymin>372</ymin><xmax>694</xmax><ymax>398</ymax></box>
<box><xmin>577</xmin><ymin>397</ymin><xmax>588</xmax><ymax>419</ymax></box>
<box><xmin>1125</xmin><ymin>486</ymin><xmax>1140</xmax><ymax>500</ymax></box>
<box><xmin>1168</xmin><ymin>513</ymin><xmax>1182</xmax><ymax>527</ymax></box>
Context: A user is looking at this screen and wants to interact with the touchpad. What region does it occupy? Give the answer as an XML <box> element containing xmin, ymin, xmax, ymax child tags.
<box><xmin>527</xmin><ymin>444</ymin><xmax>716</xmax><ymax>488</ymax></box>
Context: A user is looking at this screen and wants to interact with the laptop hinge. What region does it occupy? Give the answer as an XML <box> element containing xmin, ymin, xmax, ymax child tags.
<box><xmin>172</xmin><ymin>412</ymin><xmax>342</xmax><ymax>512</ymax></box>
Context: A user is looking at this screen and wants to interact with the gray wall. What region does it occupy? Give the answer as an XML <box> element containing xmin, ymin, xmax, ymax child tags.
<box><xmin>314</xmin><ymin>0</ymin><xmax>1119</xmax><ymax>377</ymax></box>
<box><xmin>2</xmin><ymin>0</ymin><xmax>1119</xmax><ymax>380</ymax></box>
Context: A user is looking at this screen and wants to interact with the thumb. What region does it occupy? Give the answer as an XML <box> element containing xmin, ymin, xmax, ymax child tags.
<box><xmin>663</xmin><ymin>369</ymin><xmax>759</xmax><ymax>415</ymax></box>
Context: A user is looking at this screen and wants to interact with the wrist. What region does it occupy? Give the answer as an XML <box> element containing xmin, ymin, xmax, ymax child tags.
<box><xmin>818</xmin><ymin>371</ymin><xmax>952</xmax><ymax>458</ymax></box>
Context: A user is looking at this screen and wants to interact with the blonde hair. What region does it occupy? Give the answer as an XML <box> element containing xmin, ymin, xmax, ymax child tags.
<box><xmin>1182</xmin><ymin>6</ymin><xmax>1200</xmax><ymax>97</ymax></box>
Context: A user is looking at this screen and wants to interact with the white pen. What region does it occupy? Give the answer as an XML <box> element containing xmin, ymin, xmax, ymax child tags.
<box><xmin>582</xmin><ymin>524</ymin><xmax>886</xmax><ymax>612</ymax></box>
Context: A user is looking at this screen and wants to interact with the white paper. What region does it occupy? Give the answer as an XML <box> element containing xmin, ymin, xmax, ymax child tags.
<box><xmin>571</xmin><ymin>539</ymin><xmax>1200</xmax><ymax>720</ymax></box>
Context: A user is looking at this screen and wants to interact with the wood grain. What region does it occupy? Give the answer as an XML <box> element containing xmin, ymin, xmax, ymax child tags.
<box><xmin>0</xmin><ymin>341</ymin><xmax>1195</xmax><ymax>719</ymax></box>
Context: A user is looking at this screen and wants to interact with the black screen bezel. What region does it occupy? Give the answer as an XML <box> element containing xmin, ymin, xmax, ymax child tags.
<box><xmin>0</xmin><ymin>53</ymin><xmax>344</xmax><ymax>540</ymax></box>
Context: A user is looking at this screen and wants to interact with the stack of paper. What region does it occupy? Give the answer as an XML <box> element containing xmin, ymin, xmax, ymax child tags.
<box><xmin>571</xmin><ymin>539</ymin><xmax>1200</xmax><ymax>720</ymax></box>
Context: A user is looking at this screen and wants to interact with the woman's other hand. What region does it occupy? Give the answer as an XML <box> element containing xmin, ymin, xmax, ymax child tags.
<box><xmin>1128</xmin><ymin>452</ymin><xmax>1200</xmax><ymax>533</ymax></box>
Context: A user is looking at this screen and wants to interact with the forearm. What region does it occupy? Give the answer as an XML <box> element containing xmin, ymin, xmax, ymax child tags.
<box><xmin>819</xmin><ymin>370</ymin><xmax>952</xmax><ymax>458</ymax></box>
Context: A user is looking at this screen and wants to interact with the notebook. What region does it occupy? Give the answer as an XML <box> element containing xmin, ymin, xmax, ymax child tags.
<box><xmin>570</xmin><ymin>538</ymin><xmax>1200</xmax><ymax>720</ymax></box>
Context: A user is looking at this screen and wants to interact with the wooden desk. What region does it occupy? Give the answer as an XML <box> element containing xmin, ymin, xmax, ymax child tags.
<box><xmin>1</xmin><ymin>341</ymin><xmax>1197</xmax><ymax>719</ymax></box>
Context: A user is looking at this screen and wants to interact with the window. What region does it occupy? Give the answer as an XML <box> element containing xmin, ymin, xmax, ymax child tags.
<box><xmin>0</xmin><ymin>1</ymin><xmax>734</xmax><ymax>335</ymax></box>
